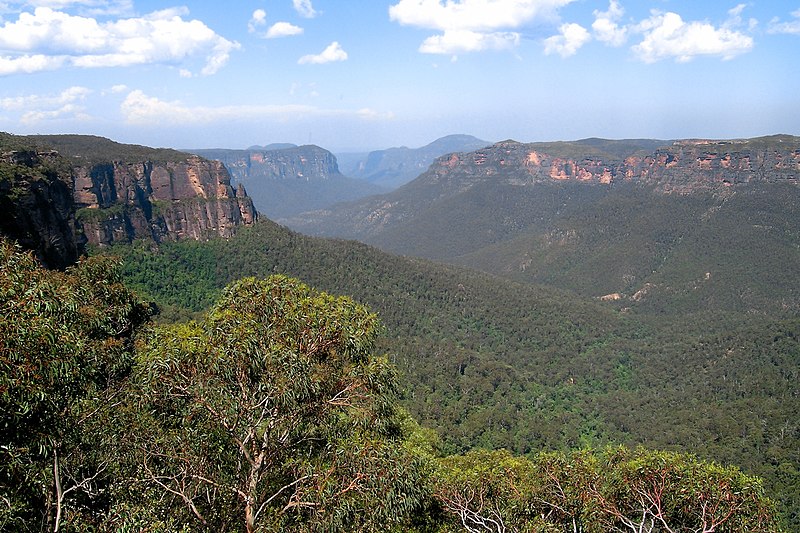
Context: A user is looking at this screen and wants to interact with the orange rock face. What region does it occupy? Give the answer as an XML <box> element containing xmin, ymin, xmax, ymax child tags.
<box><xmin>74</xmin><ymin>157</ymin><xmax>258</xmax><ymax>246</ymax></box>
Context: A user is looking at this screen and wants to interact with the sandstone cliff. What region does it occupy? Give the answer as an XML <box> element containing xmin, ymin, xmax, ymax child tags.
<box><xmin>192</xmin><ymin>145</ymin><xmax>385</xmax><ymax>219</ymax></box>
<box><xmin>0</xmin><ymin>146</ymin><xmax>82</xmax><ymax>268</ymax></box>
<box><xmin>74</xmin><ymin>156</ymin><xmax>257</xmax><ymax>247</ymax></box>
<box><xmin>425</xmin><ymin>135</ymin><xmax>800</xmax><ymax>192</ymax></box>
<box><xmin>1</xmin><ymin>134</ymin><xmax>259</xmax><ymax>266</ymax></box>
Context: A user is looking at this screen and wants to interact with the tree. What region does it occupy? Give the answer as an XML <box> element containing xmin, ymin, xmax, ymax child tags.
<box><xmin>431</xmin><ymin>446</ymin><xmax>780</xmax><ymax>533</ymax></box>
<box><xmin>433</xmin><ymin>449</ymin><xmax>539</xmax><ymax>533</ymax></box>
<box><xmin>115</xmin><ymin>275</ymin><xmax>429</xmax><ymax>531</ymax></box>
<box><xmin>590</xmin><ymin>447</ymin><xmax>779</xmax><ymax>533</ymax></box>
<box><xmin>0</xmin><ymin>239</ymin><xmax>149</xmax><ymax>531</ymax></box>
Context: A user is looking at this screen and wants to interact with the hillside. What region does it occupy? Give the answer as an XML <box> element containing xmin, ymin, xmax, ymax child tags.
<box><xmin>191</xmin><ymin>144</ymin><xmax>386</xmax><ymax>219</ymax></box>
<box><xmin>336</xmin><ymin>134</ymin><xmax>491</xmax><ymax>189</ymax></box>
<box><xmin>105</xmin><ymin>219</ymin><xmax>800</xmax><ymax>526</ymax></box>
<box><xmin>287</xmin><ymin>135</ymin><xmax>800</xmax><ymax>316</ymax></box>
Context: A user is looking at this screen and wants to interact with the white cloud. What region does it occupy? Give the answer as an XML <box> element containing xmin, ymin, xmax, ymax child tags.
<box><xmin>266</xmin><ymin>21</ymin><xmax>303</xmax><ymax>39</ymax></box>
<box><xmin>543</xmin><ymin>22</ymin><xmax>590</xmax><ymax>57</ymax></box>
<box><xmin>632</xmin><ymin>11</ymin><xmax>753</xmax><ymax>63</ymax></box>
<box><xmin>0</xmin><ymin>85</ymin><xmax>91</xmax><ymax>123</ymax></box>
<box><xmin>592</xmin><ymin>0</ymin><xmax>626</xmax><ymax>46</ymax></box>
<box><xmin>0</xmin><ymin>6</ymin><xmax>240</xmax><ymax>76</ymax></box>
<box><xmin>119</xmin><ymin>90</ymin><xmax>391</xmax><ymax>125</ymax></box>
<box><xmin>389</xmin><ymin>0</ymin><xmax>575</xmax><ymax>54</ymax></box>
<box><xmin>298</xmin><ymin>41</ymin><xmax>347</xmax><ymax>64</ymax></box>
<box><xmin>768</xmin><ymin>9</ymin><xmax>800</xmax><ymax>35</ymax></box>
<box><xmin>3</xmin><ymin>0</ymin><xmax>133</xmax><ymax>17</ymax></box>
<box><xmin>248</xmin><ymin>8</ymin><xmax>266</xmax><ymax>33</ymax></box>
<box><xmin>419</xmin><ymin>29</ymin><xmax>519</xmax><ymax>53</ymax></box>
<box><xmin>357</xmin><ymin>108</ymin><xmax>395</xmax><ymax>120</ymax></box>
<box><xmin>21</xmin><ymin>103</ymin><xmax>90</xmax><ymax>124</ymax></box>
<box><xmin>0</xmin><ymin>54</ymin><xmax>64</xmax><ymax>75</ymax></box>
<box><xmin>0</xmin><ymin>84</ymin><xmax>90</xmax><ymax>109</ymax></box>
<box><xmin>293</xmin><ymin>0</ymin><xmax>317</xmax><ymax>19</ymax></box>
<box><xmin>110</xmin><ymin>83</ymin><xmax>127</xmax><ymax>93</ymax></box>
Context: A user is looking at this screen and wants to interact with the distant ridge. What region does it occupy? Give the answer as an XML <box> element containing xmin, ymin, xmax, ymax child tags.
<box><xmin>190</xmin><ymin>144</ymin><xmax>386</xmax><ymax>219</ymax></box>
<box><xmin>285</xmin><ymin>134</ymin><xmax>800</xmax><ymax>315</ymax></box>
<box><xmin>337</xmin><ymin>134</ymin><xmax>491</xmax><ymax>189</ymax></box>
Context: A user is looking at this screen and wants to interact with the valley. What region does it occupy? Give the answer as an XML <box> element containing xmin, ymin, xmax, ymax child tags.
<box><xmin>1</xmin><ymin>132</ymin><xmax>798</xmax><ymax>530</ymax></box>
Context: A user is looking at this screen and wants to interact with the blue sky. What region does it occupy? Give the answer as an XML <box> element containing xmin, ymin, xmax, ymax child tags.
<box><xmin>0</xmin><ymin>0</ymin><xmax>798</xmax><ymax>151</ymax></box>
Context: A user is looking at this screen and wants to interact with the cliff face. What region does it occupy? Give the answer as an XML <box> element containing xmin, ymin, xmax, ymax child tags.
<box><xmin>191</xmin><ymin>145</ymin><xmax>386</xmax><ymax>219</ymax></box>
<box><xmin>0</xmin><ymin>148</ymin><xmax>82</xmax><ymax>268</ymax></box>
<box><xmin>74</xmin><ymin>156</ymin><xmax>257</xmax><ymax>247</ymax></box>
<box><xmin>427</xmin><ymin>135</ymin><xmax>800</xmax><ymax>192</ymax></box>
<box><xmin>1</xmin><ymin>134</ymin><xmax>259</xmax><ymax>266</ymax></box>
<box><xmin>196</xmin><ymin>144</ymin><xmax>342</xmax><ymax>183</ymax></box>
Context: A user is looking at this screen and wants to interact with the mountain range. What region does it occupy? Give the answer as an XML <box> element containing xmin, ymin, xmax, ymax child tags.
<box><xmin>286</xmin><ymin>135</ymin><xmax>800</xmax><ymax>315</ymax></box>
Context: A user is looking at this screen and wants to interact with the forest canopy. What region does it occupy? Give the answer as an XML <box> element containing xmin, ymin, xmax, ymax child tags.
<box><xmin>0</xmin><ymin>238</ymin><xmax>785</xmax><ymax>531</ymax></box>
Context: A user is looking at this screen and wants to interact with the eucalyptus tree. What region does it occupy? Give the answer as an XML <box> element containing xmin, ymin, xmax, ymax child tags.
<box><xmin>117</xmin><ymin>275</ymin><xmax>429</xmax><ymax>531</ymax></box>
<box><xmin>0</xmin><ymin>239</ymin><xmax>149</xmax><ymax>531</ymax></box>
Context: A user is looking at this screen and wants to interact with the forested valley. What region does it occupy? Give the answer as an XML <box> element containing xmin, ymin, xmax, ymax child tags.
<box><xmin>1</xmin><ymin>235</ymin><xmax>790</xmax><ymax>531</ymax></box>
<box><xmin>1</xmin><ymin>133</ymin><xmax>798</xmax><ymax>531</ymax></box>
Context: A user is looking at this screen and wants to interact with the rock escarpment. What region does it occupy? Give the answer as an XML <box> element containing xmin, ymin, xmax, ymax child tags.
<box><xmin>425</xmin><ymin>135</ymin><xmax>800</xmax><ymax>192</ymax></box>
<box><xmin>0</xmin><ymin>147</ymin><xmax>82</xmax><ymax>268</ymax></box>
<box><xmin>192</xmin><ymin>145</ymin><xmax>385</xmax><ymax>219</ymax></box>
<box><xmin>0</xmin><ymin>134</ymin><xmax>259</xmax><ymax>266</ymax></box>
<box><xmin>74</xmin><ymin>156</ymin><xmax>257</xmax><ymax>247</ymax></box>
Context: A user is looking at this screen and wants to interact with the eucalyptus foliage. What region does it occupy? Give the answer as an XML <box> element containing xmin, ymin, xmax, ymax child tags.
<box><xmin>115</xmin><ymin>275</ymin><xmax>429</xmax><ymax>532</ymax></box>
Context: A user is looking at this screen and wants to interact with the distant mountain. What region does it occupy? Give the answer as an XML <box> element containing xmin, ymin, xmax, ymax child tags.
<box><xmin>287</xmin><ymin>135</ymin><xmax>800</xmax><ymax>315</ymax></box>
<box><xmin>246</xmin><ymin>143</ymin><xmax>297</xmax><ymax>151</ymax></box>
<box><xmin>191</xmin><ymin>145</ymin><xmax>386</xmax><ymax>219</ymax></box>
<box><xmin>336</xmin><ymin>134</ymin><xmax>491</xmax><ymax>189</ymax></box>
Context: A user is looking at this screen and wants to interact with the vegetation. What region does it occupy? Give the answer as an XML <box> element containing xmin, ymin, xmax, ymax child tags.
<box><xmin>0</xmin><ymin>239</ymin><xmax>785</xmax><ymax>531</ymax></box>
<box><xmin>102</xmin><ymin>219</ymin><xmax>800</xmax><ymax>529</ymax></box>
<box><xmin>24</xmin><ymin>134</ymin><xmax>190</xmax><ymax>164</ymax></box>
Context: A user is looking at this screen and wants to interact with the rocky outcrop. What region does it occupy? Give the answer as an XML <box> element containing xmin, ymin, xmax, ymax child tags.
<box><xmin>195</xmin><ymin>145</ymin><xmax>342</xmax><ymax>183</ymax></box>
<box><xmin>1</xmin><ymin>134</ymin><xmax>259</xmax><ymax>266</ymax></box>
<box><xmin>74</xmin><ymin>156</ymin><xmax>258</xmax><ymax>247</ymax></box>
<box><xmin>191</xmin><ymin>145</ymin><xmax>386</xmax><ymax>219</ymax></box>
<box><xmin>424</xmin><ymin>135</ymin><xmax>800</xmax><ymax>192</ymax></box>
<box><xmin>0</xmin><ymin>148</ymin><xmax>82</xmax><ymax>268</ymax></box>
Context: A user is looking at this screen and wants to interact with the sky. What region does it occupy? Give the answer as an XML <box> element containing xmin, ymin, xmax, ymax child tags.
<box><xmin>0</xmin><ymin>0</ymin><xmax>798</xmax><ymax>152</ymax></box>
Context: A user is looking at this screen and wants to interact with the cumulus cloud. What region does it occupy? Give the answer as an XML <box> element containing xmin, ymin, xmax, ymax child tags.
<box><xmin>298</xmin><ymin>41</ymin><xmax>347</xmax><ymax>64</ymax></box>
<box><xmin>543</xmin><ymin>22</ymin><xmax>590</xmax><ymax>57</ymax></box>
<box><xmin>592</xmin><ymin>0</ymin><xmax>626</xmax><ymax>46</ymax></box>
<box><xmin>768</xmin><ymin>9</ymin><xmax>800</xmax><ymax>35</ymax></box>
<box><xmin>389</xmin><ymin>0</ymin><xmax>575</xmax><ymax>55</ymax></box>
<box><xmin>632</xmin><ymin>10</ymin><xmax>753</xmax><ymax>63</ymax></box>
<box><xmin>0</xmin><ymin>85</ymin><xmax>91</xmax><ymax>123</ymax></box>
<box><xmin>0</xmin><ymin>6</ymin><xmax>239</xmax><ymax>76</ymax></box>
<box><xmin>293</xmin><ymin>0</ymin><xmax>317</xmax><ymax>19</ymax></box>
<box><xmin>119</xmin><ymin>90</ymin><xmax>390</xmax><ymax>125</ymax></box>
<box><xmin>248</xmin><ymin>8</ymin><xmax>266</xmax><ymax>33</ymax></box>
<box><xmin>266</xmin><ymin>22</ymin><xmax>303</xmax><ymax>39</ymax></box>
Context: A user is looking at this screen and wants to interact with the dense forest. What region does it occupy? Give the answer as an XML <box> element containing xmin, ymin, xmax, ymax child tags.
<box><xmin>0</xmin><ymin>238</ymin><xmax>786</xmax><ymax>531</ymax></box>
<box><xmin>84</xmin><ymin>218</ymin><xmax>800</xmax><ymax>530</ymax></box>
<box><xmin>1</xmin><ymin>132</ymin><xmax>797</xmax><ymax>531</ymax></box>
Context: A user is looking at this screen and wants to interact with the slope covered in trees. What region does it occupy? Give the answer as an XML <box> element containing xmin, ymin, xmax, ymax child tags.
<box><xmin>101</xmin><ymin>220</ymin><xmax>800</xmax><ymax>529</ymax></box>
<box><xmin>0</xmin><ymin>239</ymin><xmax>785</xmax><ymax>531</ymax></box>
